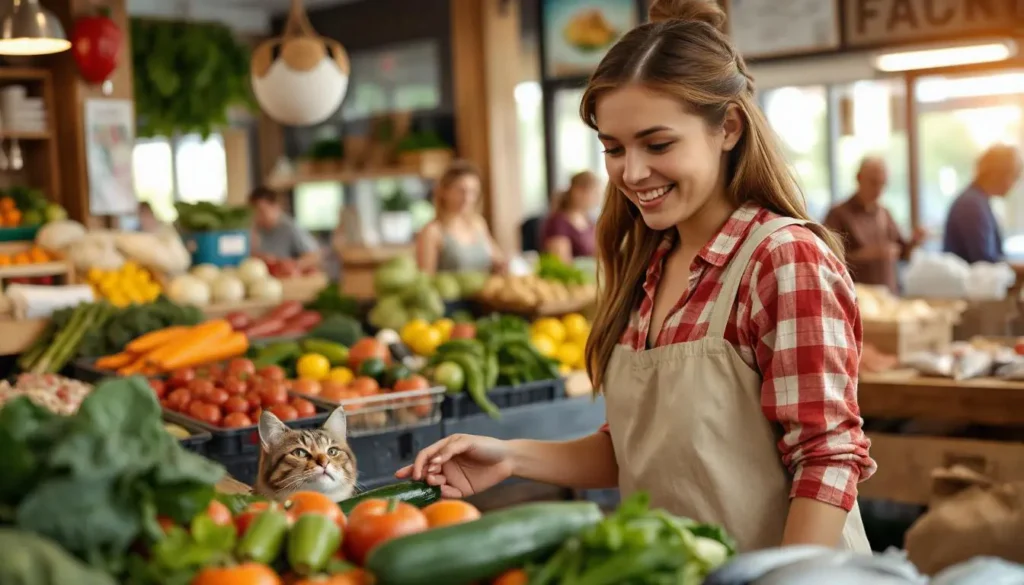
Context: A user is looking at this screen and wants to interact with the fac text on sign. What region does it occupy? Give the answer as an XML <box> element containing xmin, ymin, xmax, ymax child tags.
<box><xmin>843</xmin><ymin>0</ymin><xmax>1020</xmax><ymax>48</ymax></box>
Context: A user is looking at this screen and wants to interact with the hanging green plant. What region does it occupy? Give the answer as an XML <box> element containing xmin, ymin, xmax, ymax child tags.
<box><xmin>131</xmin><ymin>18</ymin><xmax>254</xmax><ymax>138</ymax></box>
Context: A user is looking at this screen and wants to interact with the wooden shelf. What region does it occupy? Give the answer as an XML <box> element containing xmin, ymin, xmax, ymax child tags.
<box><xmin>0</xmin><ymin>67</ymin><xmax>49</xmax><ymax>81</ymax></box>
<box><xmin>266</xmin><ymin>165</ymin><xmax>443</xmax><ymax>191</ymax></box>
<box><xmin>5</xmin><ymin>130</ymin><xmax>50</xmax><ymax>140</ymax></box>
<box><xmin>0</xmin><ymin>260</ymin><xmax>70</xmax><ymax>279</ymax></box>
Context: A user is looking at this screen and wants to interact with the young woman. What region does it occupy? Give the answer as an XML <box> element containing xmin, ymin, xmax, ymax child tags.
<box><xmin>415</xmin><ymin>160</ymin><xmax>507</xmax><ymax>274</ymax></box>
<box><xmin>541</xmin><ymin>171</ymin><xmax>600</xmax><ymax>262</ymax></box>
<box><xmin>397</xmin><ymin>0</ymin><xmax>874</xmax><ymax>552</ymax></box>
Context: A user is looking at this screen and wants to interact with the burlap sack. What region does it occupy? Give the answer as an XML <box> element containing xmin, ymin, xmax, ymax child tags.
<box><xmin>905</xmin><ymin>465</ymin><xmax>1024</xmax><ymax>575</ymax></box>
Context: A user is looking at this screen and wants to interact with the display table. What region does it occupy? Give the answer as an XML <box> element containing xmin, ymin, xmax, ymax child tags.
<box><xmin>859</xmin><ymin>370</ymin><xmax>1024</xmax><ymax>425</ymax></box>
<box><xmin>339</xmin><ymin>244</ymin><xmax>414</xmax><ymax>299</ymax></box>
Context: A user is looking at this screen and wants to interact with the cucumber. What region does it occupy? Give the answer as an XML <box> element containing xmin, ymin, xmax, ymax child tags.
<box><xmin>436</xmin><ymin>339</ymin><xmax>486</xmax><ymax>360</ymax></box>
<box><xmin>367</xmin><ymin>501</ymin><xmax>603</xmax><ymax>585</ymax></box>
<box><xmin>337</xmin><ymin>481</ymin><xmax>441</xmax><ymax>515</ymax></box>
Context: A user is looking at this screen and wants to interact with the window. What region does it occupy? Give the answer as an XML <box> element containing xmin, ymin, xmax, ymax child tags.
<box><xmin>294</xmin><ymin>182</ymin><xmax>344</xmax><ymax>232</ymax></box>
<box><xmin>762</xmin><ymin>86</ymin><xmax>831</xmax><ymax>221</ymax></box>
<box><xmin>914</xmin><ymin>70</ymin><xmax>1024</xmax><ymax>251</ymax></box>
<box><xmin>132</xmin><ymin>133</ymin><xmax>228</xmax><ymax>222</ymax></box>
<box><xmin>341</xmin><ymin>40</ymin><xmax>442</xmax><ymax>122</ymax></box>
<box><xmin>834</xmin><ymin>79</ymin><xmax>912</xmax><ymax>232</ymax></box>
<box><xmin>552</xmin><ymin>88</ymin><xmax>607</xmax><ymax>198</ymax></box>
<box><xmin>516</xmin><ymin>81</ymin><xmax>549</xmax><ymax>219</ymax></box>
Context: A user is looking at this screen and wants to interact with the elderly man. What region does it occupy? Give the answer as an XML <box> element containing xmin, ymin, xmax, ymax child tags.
<box><xmin>944</xmin><ymin>144</ymin><xmax>1024</xmax><ymax>264</ymax></box>
<box><xmin>825</xmin><ymin>156</ymin><xmax>926</xmax><ymax>292</ymax></box>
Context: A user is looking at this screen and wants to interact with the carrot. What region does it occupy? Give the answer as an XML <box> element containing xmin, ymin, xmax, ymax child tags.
<box><xmin>117</xmin><ymin>355</ymin><xmax>149</xmax><ymax>376</ymax></box>
<box><xmin>146</xmin><ymin>320</ymin><xmax>233</xmax><ymax>368</ymax></box>
<box><xmin>95</xmin><ymin>352</ymin><xmax>136</xmax><ymax>370</ymax></box>
<box><xmin>160</xmin><ymin>332</ymin><xmax>250</xmax><ymax>371</ymax></box>
<box><xmin>125</xmin><ymin>326</ymin><xmax>189</xmax><ymax>354</ymax></box>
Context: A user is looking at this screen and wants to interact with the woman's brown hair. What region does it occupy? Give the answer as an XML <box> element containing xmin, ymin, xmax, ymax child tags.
<box><xmin>433</xmin><ymin>159</ymin><xmax>482</xmax><ymax>218</ymax></box>
<box><xmin>554</xmin><ymin>171</ymin><xmax>598</xmax><ymax>212</ymax></box>
<box><xmin>583</xmin><ymin>0</ymin><xmax>843</xmax><ymax>391</ymax></box>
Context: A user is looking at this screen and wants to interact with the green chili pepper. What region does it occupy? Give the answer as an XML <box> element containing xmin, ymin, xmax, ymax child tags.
<box><xmin>287</xmin><ymin>513</ymin><xmax>342</xmax><ymax>576</ymax></box>
<box><xmin>236</xmin><ymin>509</ymin><xmax>289</xmax><ymax>564</ymax></box>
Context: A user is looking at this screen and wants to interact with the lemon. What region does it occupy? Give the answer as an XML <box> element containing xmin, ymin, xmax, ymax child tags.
<box><xmin>532</xmin><ymin>318</ymin><xmax>566</xmax><ymax>344</ymax></box>
<box><xmin>530</xmin><ymin>334</ymin><xmax>558</xmax><ymax>358</ymax></box>
<box><xmin>411</xmin><ymin>327</ymin><xmax>444</xmax><ymax>357</ymax></box>
<box><xmin>556</xmin><ymin>342</ymin><xmax>584</xmax><ymax>368</ymax></box>
<box><xmin>87</xmin><ymin>267</ymin><xmax>103</xmax><ymax>282</ymax></box>
<box><xmin>562</xmin><ymin>313</ymin><xmax>590</xmax><ymax>340</ymax></box>
<box><xmin>433</xmin><ymin>318</ymin><xmax>454</xmax><ymax>341</ymax></box>
<box><xmin>297</xmin><ymin>353</ymin><xmax>331</xmax><ymax>380</ymax></box>
<box><xmin>400</xmin><ymin>319</ymin><xmax>431</xmax><ymax>345</ymax></box>
<box><xmin>558</xmin><ymin>363</ymin><xmax>572</xmax><ymax>375</ymax></box>
<box><xmin>328</xmin><ymin>367</ymin><xmax>354</xmax><ymax>384</ymax></box>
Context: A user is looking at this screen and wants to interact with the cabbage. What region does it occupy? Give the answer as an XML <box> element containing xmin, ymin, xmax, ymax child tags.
<box><xmin>190</xmin><ymin>263</ymin><xmax>221</xmax><ymax>284</ymax></box>
<box><xmin>248</xmin><ymin>277</ymin><xmax>283</xmax><ymax>302</ymax></box>
<box><xmin>211</xmin><ymin>274</ymin><xmax>246</xmax><ymax>303</ymax></box>
<box><xmin>167</xmin><ymin>275</ymin><xmax>211</xmax><ymax>306</ymax></box>
<box><xmin>237</xmin><ymin>257</ymin><xmax>269</xmax><ymax>285</ymax></box>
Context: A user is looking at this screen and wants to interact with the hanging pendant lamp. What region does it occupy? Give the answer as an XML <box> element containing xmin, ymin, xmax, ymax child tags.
<box><xmin>0</xmin><ymin>0</ymin><xmax>71</xmax><ymax>56</ymax></box>
<box><xmin>251</xmin><ymin>0</ymin><xmax>349</xmax><ymax>127</ymax></box>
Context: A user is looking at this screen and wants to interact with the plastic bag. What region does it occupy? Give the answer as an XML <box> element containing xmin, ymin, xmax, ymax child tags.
<box><xmin>705</xmin><ymin>547</ymin><xmax>926</xmax><ymax>585</ymax></box>
<box><xmin>932</xmin><ymin>557</ymin><xmax>1024</xmax><ymax>585</ymax></box>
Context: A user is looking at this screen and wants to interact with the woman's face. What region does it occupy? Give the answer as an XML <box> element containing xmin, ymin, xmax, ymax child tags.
<box><xmin>443</xmin><ymin>174</ymin><xmax>480</xmax><ymax>215</ymax></box>
<box><xmin>595</xmin><ymin>84</ymin><xmax>739</xmax><ymax>232</ymax></box>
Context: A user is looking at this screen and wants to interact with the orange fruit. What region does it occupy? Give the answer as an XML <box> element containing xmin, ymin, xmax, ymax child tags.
<box><xmin>422</xmin><ymin>500</ymin><xmax>481</xmax><ymax>528</ymax></box>
<box><xmin>0</xmin><ymin>197</ymin><xmax>13</xmax><ymax>212</ymax></box>
<box><xmin>3</xmin><ymin>210</ymin><xmax>21</xmax><ymax>227</ymax></box>
<box><xmin>12</xmin><ymin>252</ymin><xmax>30</xmax><ymax>265</ymax></box>
<box><xmin>0</xmin><ymin>255</ymin><xmax>10</xmax><ymax>266</ymax></box>
<box><xmin>29</xmin><ymin>247</ymin><xmax>48</xmax><ymax>263</ymax></box>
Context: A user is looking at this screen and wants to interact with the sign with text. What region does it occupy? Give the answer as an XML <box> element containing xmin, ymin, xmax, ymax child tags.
<box><xmin>727</xmin><ymin>0</ymin><xmax>841</xmax><ymax>59</ymax></box>
<box><xmin>844</xmin><ymin>0</ymin><xmax>1021</xmax><ymax>47</ymax></box>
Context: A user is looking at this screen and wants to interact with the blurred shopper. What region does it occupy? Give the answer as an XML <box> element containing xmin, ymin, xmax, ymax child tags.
<box><xmin>944</xmin><ymin>144</ymin><xmax>1024</xmax><ymax>264</ymax></box>
<box><xmin>824</xmin><ymin>157</ymin><xmax>925</xmax><ymax>292</ymax></box>
<box><xmin>249</xmin><ymin>186</ymin><xmax>322</xmax><ymax>271</ymax></box>
<box><xmin>416</xmin><ymin>160</ymin><xmax>506</xmax><ymax>274</ymax></box>
<box><xmin>137</xmin><ymin>201</ymin><xmax>167</xmax><ymax>234</ymax></box>
<box><xmin>541</xmin><ymin>171</ymin><xmax>600</xmax><ymax>263</ymax></box>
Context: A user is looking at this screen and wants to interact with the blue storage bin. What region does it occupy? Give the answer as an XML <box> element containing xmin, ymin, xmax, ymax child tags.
<box><xmin>183</xmin><ymin>229</ymin><xmax>250</xmax><ymax>267</ymax></box>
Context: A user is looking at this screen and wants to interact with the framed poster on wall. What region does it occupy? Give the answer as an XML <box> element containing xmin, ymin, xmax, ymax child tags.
<box><xmin>542</xmin><ymin>0</ymin><xmax>639</xmax><ymax>79</ymax></box>
<box><xmin>725</xmin><ymin>0</ymin><xmax>839</xmax><ymax>60</ymax></box>
<box><xmin>84</xmin><ymin>98</ymin><xmax>137</xmax><ymax>216</ymax></box>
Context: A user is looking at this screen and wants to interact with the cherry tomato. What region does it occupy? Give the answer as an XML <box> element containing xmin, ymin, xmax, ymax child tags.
<box><xmin>228</xmin><ymin>358</ymin><xmax>256</xmax><ymax>378</ymax></box>
<box><xmin>257</xmin><ymin>365</ymin><xmax>287</xmax><ymax>382</ymax></box>
<box><xmin>188</xmin><ymin>378</ymin><xmax>216</xmax><ymax>401</ymax></box>
<box><xmin>168</xmin><ymin>368</ymin><xmax>195</xmax><ymax>389</ymax></box>
<box><xmin>222</xmin><ymin>412</ymin><xmax>253</xmax><ymax>428</ymax></box>
<box><xmin>244</xmin><ymin>391</ymin><xmax>263</xmax><ymax>411</ymax></box>
<box><xmin>149</xmin><ymin>379</ymin><xmax>167</xmax><ymax>399</ymax></box>
<box><xmin>234</xmin><ymin>501</ymin><xmax>280</xmax><ymax>536</ymax></box>
<box><xmin>349</xmin><ymin>377</ymin><xmax>379</xmax><ymax>395</ymax></box>
<box><xmin>290</xmin><ymin>397</ymin><xmax>316</xmax><ymax>418</ymax></box>
<box><xmin>207</xmin><ymin>388</ymin><xmax>230</xmax><ymax>406</ymax></box>
<box><xmin>223</xmin><ymin>396</ymin><xmax>249</xmax><ymax>414</ymax></box>
<box><xmin>222</xmin><ymin>376</ymin><xmax>248</xmax><ymax>395</ymax></box>
<box><xmin>344</xmin><ymin>499</ymin><xmax>428</xmax><ymax>564</ymax></box>
<box><xmin>393</xmin><ymin>375</ymin><xmax>430</xmax><ymax>393</ymax></box>
<box><xmin>192</xmin><ymin>563</ymin><xmax>281</xmax><ymax>585</ymax></box>
<box><xmin>188</xmin><ymin>402</ymin><xmax>222</xmax><ymax>426</ymax></box>
<box><xmin>206</xmin><ymin>499</ymin><xmax>234</xmax><ymax>528</ymax></box>
<box><xmin>260</xmin><ymin>384</ymin><xmax>289</xmax><ymax>407</ymax></box>
<box><xmin>422</xmin><ymin>500</ymin><xmax>481</xmax><ymax>528</ymax></box>
<box><xmin>269</xmin><ymin>404</ymin><xmax>298</xmax><ymax>421</ymax></box>
<box><xmin>284</xmin><ymin>492</ymin><xmax>345</xmax><ymax>528</ymax></box>
<box><xmin>165</xmin><ymin>388</ymin><xmax>192</xmax><ymax>412</ymax></box>
<box><xmin>291</xmin><ymin>379</ymin><xmax>320</xmax><ymax>396</ymax></box>
<box><xmin>251</xmin><ymin>407</ymin><xmax>264</xmax><ymax>422</ymax></box>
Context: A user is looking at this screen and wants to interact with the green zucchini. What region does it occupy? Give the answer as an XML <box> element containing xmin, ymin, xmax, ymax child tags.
<box><xmin>337</xmin><ymin>481</ymin><xmax>441</xmax><ymax>515</ymax></box>
<box><xmin>366</xmin><ymin>501</ymin><xmax>602</xmax><ymax>585</ymax></box>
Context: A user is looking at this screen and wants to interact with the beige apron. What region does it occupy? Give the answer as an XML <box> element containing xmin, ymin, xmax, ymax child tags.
<box><xmin>604</xmin><ymin>217</ymin><xmax>871</xmax><ymax>553</ymax></box>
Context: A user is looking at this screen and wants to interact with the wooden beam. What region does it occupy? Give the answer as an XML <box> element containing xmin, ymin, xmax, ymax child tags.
<box><xmin>450</xmin><ymin>0</ymin><xmax>523</xmax><ymax>254</ymax></box>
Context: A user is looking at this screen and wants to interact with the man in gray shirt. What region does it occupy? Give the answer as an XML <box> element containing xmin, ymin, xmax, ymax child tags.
<box><xmin>249</xmin><ymin>187</ymin><xmax>322</xmax><ymax>271</ymax></box>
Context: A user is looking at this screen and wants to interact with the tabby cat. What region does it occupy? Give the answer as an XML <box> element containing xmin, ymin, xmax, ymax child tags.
<box><xmin>255</xmin><ymin>406</ymin><xmax>358</xmax><ymax>501</ymax></box>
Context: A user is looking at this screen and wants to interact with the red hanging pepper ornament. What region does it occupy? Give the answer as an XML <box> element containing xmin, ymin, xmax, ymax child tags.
<box><xmin>70</xmin><ymin>8</ymin><xmax>123</xmax><ymax>85</ymax></box>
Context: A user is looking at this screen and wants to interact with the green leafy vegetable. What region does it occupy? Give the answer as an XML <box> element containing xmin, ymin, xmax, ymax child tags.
<box><xmin>174</xmin><ymin>202</ymin><xmax>252</xmax><ymax>233</ymax></box>
<box><xmin>0</xmin><ymin>528</ymin><xmax>118</xmax><ymax>585</ymax></box>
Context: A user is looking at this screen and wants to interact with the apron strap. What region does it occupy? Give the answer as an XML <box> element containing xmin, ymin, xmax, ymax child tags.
<box><xmin>706</xmin><ymin>217</ymin><xmax>808</xmax><ymax>339</ymax></box>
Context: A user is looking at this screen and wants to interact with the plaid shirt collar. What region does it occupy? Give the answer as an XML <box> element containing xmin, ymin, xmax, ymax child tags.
<box><xmin>641</xmin><ymin>204</ymin><xmax>764</xmax><ymax>300</ymax></box>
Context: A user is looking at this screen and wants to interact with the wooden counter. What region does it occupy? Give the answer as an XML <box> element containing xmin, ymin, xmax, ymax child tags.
<box><xmin>859</xmin><ymin>370</ymin><xmax>1024</xmax><ymax>426</ymax></box>
<box><xmin>339</xmin><ymin>244</ymin><xmax>414</xmax><ymax>299</ymax></box>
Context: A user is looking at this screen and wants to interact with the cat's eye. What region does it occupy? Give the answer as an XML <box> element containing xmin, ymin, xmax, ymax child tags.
<box><xmin>328</xmin><ymin>447</ymin><xmax>341</xmax><ymax>457</ymax></box>
<box><xmin>291</xmin><ymin>448</ymin><xmax>310</xmax><ymax>459</ymax></box>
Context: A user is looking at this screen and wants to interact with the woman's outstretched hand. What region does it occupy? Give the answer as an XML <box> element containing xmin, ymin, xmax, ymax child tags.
<box><xmin>395</xmin><ymin>433</ymin><xmax>514</xmax><ymax>498</ymax></box>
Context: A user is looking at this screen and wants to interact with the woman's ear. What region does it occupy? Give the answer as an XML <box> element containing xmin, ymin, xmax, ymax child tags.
<box><xmin>721</xmin><ymin>104</ymin><xmax>744</xmax><ymax>152</ymax></box>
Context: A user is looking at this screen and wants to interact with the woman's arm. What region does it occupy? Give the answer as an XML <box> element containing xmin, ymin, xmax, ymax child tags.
<box><xmin>473</xmin><ymin>215</ymin><xmax>508</xmax><ymax>273</ymax></box>
<box><xmin>415</xmin><ymin>223</ymin><xmax>442</xmax><ymax>275</ymax></box>
<box><xmin>748</xmin><ymin>229</ymin><xmax>876</xmax><ymax>548</ymax></box>
<box><xmin>508</xmin><ymin>432</ymin><xmax>619</xmax><ymax>489</ymax></box>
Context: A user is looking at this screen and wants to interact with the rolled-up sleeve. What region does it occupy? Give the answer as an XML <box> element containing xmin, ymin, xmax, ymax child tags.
<box><xmin>747</xmin><ymin>230</ymin><xmax>876</xmax><ymax>512</ymax></box>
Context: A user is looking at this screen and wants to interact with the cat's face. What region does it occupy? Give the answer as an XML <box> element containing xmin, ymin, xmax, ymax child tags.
<box><xmin>256</xmin><ymin>406</ymin><xmax>357</xmax><ymax>501</ymax></box>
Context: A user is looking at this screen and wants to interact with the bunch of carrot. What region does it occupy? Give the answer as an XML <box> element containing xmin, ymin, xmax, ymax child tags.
<box><xmin>93</xmin><ymin>319</ymin><xmax>250</xmax><ymax>376</ymax></box>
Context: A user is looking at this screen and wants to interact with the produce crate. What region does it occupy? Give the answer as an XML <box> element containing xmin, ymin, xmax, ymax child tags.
<box><xmin>215</xmin><ymin>452</ymin><xmax>261</xmax><ymax>486</ymax></box>
<box><xmin>182</xmin><ymin>229</ymin><xmax>250</xmax><ymax>267</ymax></box>
<box><xmin>348</xmin><ymin>422</ymin><xmax>443</xmax><ymax>484</ymax></box>
<box><xmin>442</xmin><ymin>393</ymin><xmax>605</xmax><ymax>441</ymax></box>
<box><xmin>164</xmin><ymin>414</ymin><xmax>212</xmax><ymax>455</ymax></box>
<box><xmin>862</xmin><ymin>316</ymin><xmax>954</xmax><ymax>362</ymax></box>
<box><xmin>441</xmin><ymin>378</ymin><xmax>566</xmax><ymax>420</ymax></box>
<box><xmin>162</xmin><ymin>405</ymin><xmax>331</xmax><ymax>458</ymax></box>
<box><xmin>0</xmin><ymin>226</ymin><xmax>40</xmax><ymax>242</ymax></box>
<box><xmin>303</xmin><ymin>386</ymin><xmax>445</xmax><ymax>437</ymax></box>
<box><xmin>71</xmin><ymin>358</ymin><xmax>117</xmax><ymax>384</ymax></box>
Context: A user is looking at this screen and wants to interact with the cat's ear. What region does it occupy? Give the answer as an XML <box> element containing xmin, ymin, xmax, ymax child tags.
<box><xmin>259</xmin><ymin>410</ymin><xmax>288</xmax><ymax>449</ymax></box>
<box><xmin>323</xmin><ymin>406</ymin><xmax>347</xmax><ymax>441</ymax></box>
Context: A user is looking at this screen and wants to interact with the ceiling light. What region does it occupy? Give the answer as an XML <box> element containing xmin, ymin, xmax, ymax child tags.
<box><xmin>874</xmin><ymin>40</ymin><xmax>1016</xmax><ymax>73</ymax></box>
<box><xmin>0</xmin><ymin>0</ymin><xmax>71</xmax><ymax>56</ymax></box>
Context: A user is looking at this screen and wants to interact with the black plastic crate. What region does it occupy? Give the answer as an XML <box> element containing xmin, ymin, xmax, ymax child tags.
<box><xmin>71</xmin><ymin>358</ymin><xmax>118</xmax><ymax>384</ymax></box>
<box><xmin>442</xmin><ymin>378</ymin><xmax>566</xmax><ymax>419</ymax></box>
<box><xmin>442</xmin><ymin>394</ymin><xmax>606</xmax><ymax>441</ymax></box>
<box><xmin>216</xmin><ymin>452</ymin><xmax>261</xmax><ymax>487</ymax></box>
<box><xmin>348</xmin><ymin>422</ymin><xmax>443</xmax><ymax>485</ymax></box>
<box><xmin>163</xmin><ymin>406</ymin><xmax>331</xmax><ymax>458</ymax></box>
<box><xmin>164</xmin><ymin>414</ymin><xmax>213</xmax><ymax>455</ymax></box>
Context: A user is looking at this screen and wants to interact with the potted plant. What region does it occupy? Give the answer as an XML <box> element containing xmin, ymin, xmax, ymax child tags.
<box><xmin>299</xmin><ymin>138</ymin><xmax>344</xmax><ymax>175</ymax></box>
<box><xmin>379</xmin><ymin>187</ymin><xmax>414</xmax><ymax>244</ymax></box>
<box><xmin>397</xmin><ymin>131</ymin><xmax>453</xmax><ymax>177</ymax></box>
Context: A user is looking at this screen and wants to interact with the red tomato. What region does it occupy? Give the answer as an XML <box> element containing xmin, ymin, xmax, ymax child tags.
<box><xmin>221</xmin><ymin>377</ymin><xmax>248</xmax><ymax>395</ymax></box>
<box><xmin>149</xmin><ymin>379</ymin><xmax>167</xmax><ymax>399</ymax></box>
<box><xmin>290</xmin><ymin>397</ymin><xmax>316</xmax><ymax>418</ymax></box>
<box><xmin>192</xmin><ymin>563</ymin><xmax>281</xmax><ymax>585</ymax></box>
<box><xmin>422</xmin><ymin>500</ymin><xmax>481</xmax><ymax>528</ymax></box>
<box><xmin>165</xmin><ymin>388</ymin><xmax>192</xmax><ymax>412</ymax></box>
<box><xmin>349</xmin><ymin>377</ymin><xmax>379</xmax><ymax>395</ymax></box>
<box><xmin>227</xmin><ymin>358</ymin><xmax>256</xmax><ymax>378</ymax></box>
<box><xmin>393</xmin><ymin>375</ymin><xmax>430</xmax><ymax>393</ymax></box>
<box><xmin>223</xmin><ymin>396</ymin><xmax>249</xmax><ymax>414</ymax></box>
<box><xmin>260</xmin><ymin>384</ymin><xmax>289</xmax><ymax>407</ymax></box>
<box><xmin>157</xmin><ymin>515</ymin><xmax>176</xmax><ymax>534</ymax></box>
<box><xmin>291</xmin><ymin>379</ymin><xmax>321</xmax><ymax>396</ymax></box>
<box><xmin>168</xmin><ymin>368</ymin><xmax>195</xmax><ymax>389</ymax></box>
<box><xmin>449</xmin><ymin>323</ymin><xmax>476</xmax><ymax>340</ymax></box>
<box><xmin>344</xmin><ymin>499</ymin><xmax>428</xmax><ymax>565</ymax></box>
<box><xmin>222</xmin><ymin>412</ymin><xmax>253</xmax><ymax>428</ymax></box>
<box><xmin>188</xmin><ymin>402</ymin><xmax>222</xmax><ymax>426</ymax></box>
<box><xmin>251</xmin><ymin>407</ymin><xmax>264</xmax><ymax>422</ymax></box>
<box><xmin>257</xmin><ymin>365</ymin><xmax>287</xmax><ymax>382</ymax></box>
<box><xmin>188</xmin><ymin>379</ymin><xmax>216</xmax><ymax>401</ymax></box>
<box><xmin>244</xmin><ymin>391</ymin><xmax>263</xmax><ymax>411</ymax></box>
<box><xmin>284</xmin><ymin>492</ymin><xmax>345</xmax><ymax>529</ymax></box>
<box><xmin>206</xmin><ymin>499</ymin><xmax>234</xmax><ymax>528</ymax></box>
<box><xmin>234</xmin><ymin>502</ymin><xmax>276</xmax><ymax>536</ymax></box>
<box><xmin>207</xmin><ymin>388</ymin><xmax>230</xmax><ymax>407</ymax></box>
<box><xmin>348</xmin><ymin>338</ymin><xmax>389</xmax><ymax>370</ymax></box>
<box><xmin>269</xmin><ymin>404</ymin><xmax>298</xmax><ymax>421</ymax></box>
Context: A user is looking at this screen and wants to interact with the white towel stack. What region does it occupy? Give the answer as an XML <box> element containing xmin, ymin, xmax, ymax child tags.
<box><xmin>1</xmin><ymin>85</ymin><xmax>47</xmax><ymax>133</ymax></box>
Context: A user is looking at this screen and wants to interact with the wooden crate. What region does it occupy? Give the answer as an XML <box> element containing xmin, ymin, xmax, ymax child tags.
<box><xmin>862</xmin><ymin>317</ymin><xmax>954</xmax><ymax>361</ymax></box>
<box><xmin>0</xmin><ymin>317</ymin><xmax>47</xmax><ymax>356</ymax></box>
<box><xmin>0</xmin><ymin>241</ymin><xmax>73</xmax><ymax>289</ymax></box>
<box><xmin>280</xmin><ymin>272</ymin><xmax>328</xmax><ymax>302</ymax></box>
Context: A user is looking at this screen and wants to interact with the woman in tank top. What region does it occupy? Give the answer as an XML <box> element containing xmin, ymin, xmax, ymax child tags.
<box><xmin>416</xmin><ymin>160</ymin><xmax>506</xmax><ymax>274</ymax></box>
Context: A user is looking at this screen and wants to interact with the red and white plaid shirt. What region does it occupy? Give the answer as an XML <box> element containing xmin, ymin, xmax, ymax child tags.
<box><xmin>600</xmin><ymin>204</ymin><xmax>876</xmax><ymax>512</ymax></box>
